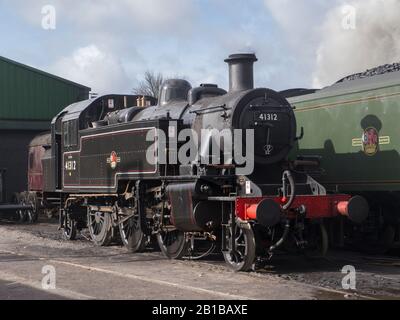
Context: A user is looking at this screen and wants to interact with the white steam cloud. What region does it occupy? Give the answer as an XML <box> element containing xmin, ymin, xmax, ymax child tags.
<box><xmin>313</xmin><ymin>0</ymin><xmax>400</xmax><ymax>87</ymax></box>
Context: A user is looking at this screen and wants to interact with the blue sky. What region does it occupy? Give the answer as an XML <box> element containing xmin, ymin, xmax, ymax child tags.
<box><xmin>0</xmin><ymin>0</ymin><xmax>399</xmax><ymax>94</ymax></box>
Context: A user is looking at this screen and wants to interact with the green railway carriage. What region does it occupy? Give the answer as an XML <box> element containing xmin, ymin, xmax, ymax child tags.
<box><xmin>289</xmin><ymin>71</ymin><xmax>400</xmax><ymax>192</ymax></box>
<box><xmin>285</xmin><ymin>69</ymin><xmax>400</xmax><ymax>249</ymax></box>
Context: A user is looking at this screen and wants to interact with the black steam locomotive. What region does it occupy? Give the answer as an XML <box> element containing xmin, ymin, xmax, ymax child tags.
<box><xmin>10</xmin><ymin>54</ymin><xmax>368</xmax><ymax>271</ymax></box>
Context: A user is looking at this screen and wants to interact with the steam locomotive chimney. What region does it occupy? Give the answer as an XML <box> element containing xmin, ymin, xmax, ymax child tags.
<box><xmin>225</xmin><ymin>53</ymin><xmax>258</xmax><ymax>92</ymax></box>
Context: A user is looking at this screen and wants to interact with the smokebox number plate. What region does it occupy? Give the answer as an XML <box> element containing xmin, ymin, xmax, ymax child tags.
<box><xmin>254</xmin><ymin>112</ymin><xmax>281</xmax><ymax>122</ymax></box>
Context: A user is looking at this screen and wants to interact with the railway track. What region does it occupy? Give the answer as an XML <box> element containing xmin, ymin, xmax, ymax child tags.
<box><xmin>1</xmin><ymin>222</ymin><xmax>399</xmax><ymax>300</ymax></box>
<box><xmin>0</xmin><ymin>247</ymin><xmax>377</xmax><ymax>300</ymax></box>
<box><xmin>181</xmin><ymin>257</ymin><xmax>381</xmax><ymax>300</ymax></box>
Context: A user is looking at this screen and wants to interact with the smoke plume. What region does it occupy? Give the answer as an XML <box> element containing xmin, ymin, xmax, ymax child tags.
<box><xmin>313</xmin><ymin>0</ymin><xmax>400</xmax><ymax>87</ymax></box>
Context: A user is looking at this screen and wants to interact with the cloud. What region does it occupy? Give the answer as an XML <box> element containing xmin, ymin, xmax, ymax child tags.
<box><xmin>50</xmin><ymin>45</ymin><xmax>131</xmax><ymax>94</ymax></box>
<box><xmin>6</xmin><ymin>0</ymin><xmax>306</xmax><ymax>92</ymax></box>
<box><xmin>6</xmin><ymin>0</ymin><xmax>399</xmax><ymax>93</ymax></box>
<box><xmin>264</xmin><ymin>0</ymin><xmax>334</xmax><ymax>51</ymax></box>
<box><xmin>263</xmin><ymin>0</ymin><xmax>337</xmax><ymax>88</ymax></box>
<box><xmin>6</xmin><ymin>0</ymin><xmax>194</xmax><ymax>34</ymax></box>
<box><xmin>312</xmin><ymin>0</ymin><xmax>400</xmax><ymax>87</ymax></box>
<box><xmin>2</xmin><ymin>0</ymin><xmax>198</xmax><ymax>93</ymax></box>
<box><xmin>264</xmin><ymin>0</ymin><xmax>400</xmax><ymax>89</ymax></box>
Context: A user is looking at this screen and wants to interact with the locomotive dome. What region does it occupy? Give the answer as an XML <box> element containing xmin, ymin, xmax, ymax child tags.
<box><xmin>159</xmin><ymin>79</ymin><xmax>192</xmax><ymax>106</ymax></box>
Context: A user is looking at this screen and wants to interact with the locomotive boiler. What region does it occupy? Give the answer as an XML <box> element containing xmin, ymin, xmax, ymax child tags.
<box><xmin>11</xmin><ymin>54</ymin><xmax>369</xmax><ymax>271</ymax></box>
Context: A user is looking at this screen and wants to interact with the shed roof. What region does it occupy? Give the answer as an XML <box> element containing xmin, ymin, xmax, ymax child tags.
<box><xmin>0</xmin><ymin>55</ymin><xmax>91</xmax><ymax>129</ymax></box>
<box><xmin>0</xmin><ymin>55</ymin><xmax>91</xmax><ymax>91</ymax></box>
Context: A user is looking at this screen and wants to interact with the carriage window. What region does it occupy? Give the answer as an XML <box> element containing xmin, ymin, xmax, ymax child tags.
<box><xmin>29</xmin><ymin>151</ymin><xmax>34</xmax><ymax>169</ymax></box>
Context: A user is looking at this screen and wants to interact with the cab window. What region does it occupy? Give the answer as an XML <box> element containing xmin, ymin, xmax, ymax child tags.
<box><xmin>63</xmin><ymin>120</ymin><xmax>78</xmax><ymax>148</ymax></box>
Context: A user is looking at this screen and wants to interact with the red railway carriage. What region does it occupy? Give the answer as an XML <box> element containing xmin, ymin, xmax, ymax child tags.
<box><xmin>12</xmin><ymin>133</ymin><xmax>54</xmax><ymax>222</ymax></box>
<box><xmin>0</xmin><ymin>133</ymin><xmax>52</xmax><ymax>223</ymax></box>
<box><xmin>28</xmin><ymin>133</ymin><xmax>51</xmax><ymax>192</ymax></box>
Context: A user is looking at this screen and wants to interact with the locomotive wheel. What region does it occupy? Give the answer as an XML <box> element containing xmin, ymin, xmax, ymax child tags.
<box><xmin>157</xmin><ymin>229</ymin><xmax>189</xmax><ymax>260</ymax></box>
<box><xmin>222</xmin><ymin>222</ymin><xmax>256</xmax><ymax>272</ymax></box>
<box><xmin>25</xmin><ymin>208</ymin><xmax>36</xmax><ymax>224</ymax></box>
<box><xmin>304</xmin><ymin>223</ymin><xmax>329</xmax><ymax>258</ymax></box>
<box><xmin>88</xmin><ymin>210</ymin><xmax>113</xmax><ymax>246</ymax></box>
<box><xmin>17</xmin><ymin>194</ymin><xmax>27</xmax><ymax>223</ymax></box>
<box><xmin>26</xmin><ymin>193</ymin><xmax>39</xmax><ymax>223</ymax></box>
<box><xmin>17</xmin><ymin>209</ymin><xmax>28</xmax><ymax>223</ymax></box>
<box><xmin>119</xmin><ymin>215</ymin><xmax>147</xmax><ymax>253</ymax></box>
<box><xmin>16</xmin><ymin>192</ymin><xmax>37</xmax><ymax>224</ymax></box>
<box><xmin>63</xmin><ymin>213</ymin><xmax>77</xmax><ymax>241</ymax></box>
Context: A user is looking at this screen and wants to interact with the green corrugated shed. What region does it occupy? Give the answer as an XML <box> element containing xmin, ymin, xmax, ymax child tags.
<box><xmin>0</xmin><ymin>56</ymin><xmax>91</xmax><ymax>130</ymax></box>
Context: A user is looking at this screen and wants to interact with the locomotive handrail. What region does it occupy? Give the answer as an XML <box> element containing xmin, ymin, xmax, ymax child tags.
<box><xmin>295</xmin><ymin>127</ymin><xmax>304</xmax><ymax>141</ymax></box>
<box><xmin>207</xmin><ymin>196</ymin><xmax>236</xmax><ymax>202</ymax></box>
<box><xmin>189</xmin><ymin>104</ymin><xmax>230</xmax><ymax>115</ymax></box>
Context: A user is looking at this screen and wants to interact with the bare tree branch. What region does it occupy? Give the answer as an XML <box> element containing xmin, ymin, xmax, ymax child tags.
<box><xmin>132</xmin><ymin>71</ymin><xmax>164</xmax><ymax>99</ymax></box>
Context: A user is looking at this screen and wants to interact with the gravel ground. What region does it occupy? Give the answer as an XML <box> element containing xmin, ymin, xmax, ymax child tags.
<box><xmin>0</xmin><ymin>219</ymin><xmax>399</xmax><ymax>300</ymax></box>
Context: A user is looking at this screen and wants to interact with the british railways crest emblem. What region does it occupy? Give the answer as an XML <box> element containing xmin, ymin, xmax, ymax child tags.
<box><xmin>107</xmin><ymin>151</ymin><xmax>121</xmax><ymax>169</ymax></box>
<box><xmin>362</xmin><ymin>127</ymin><xmax>379</xmax><ymax>156</ymax></box>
